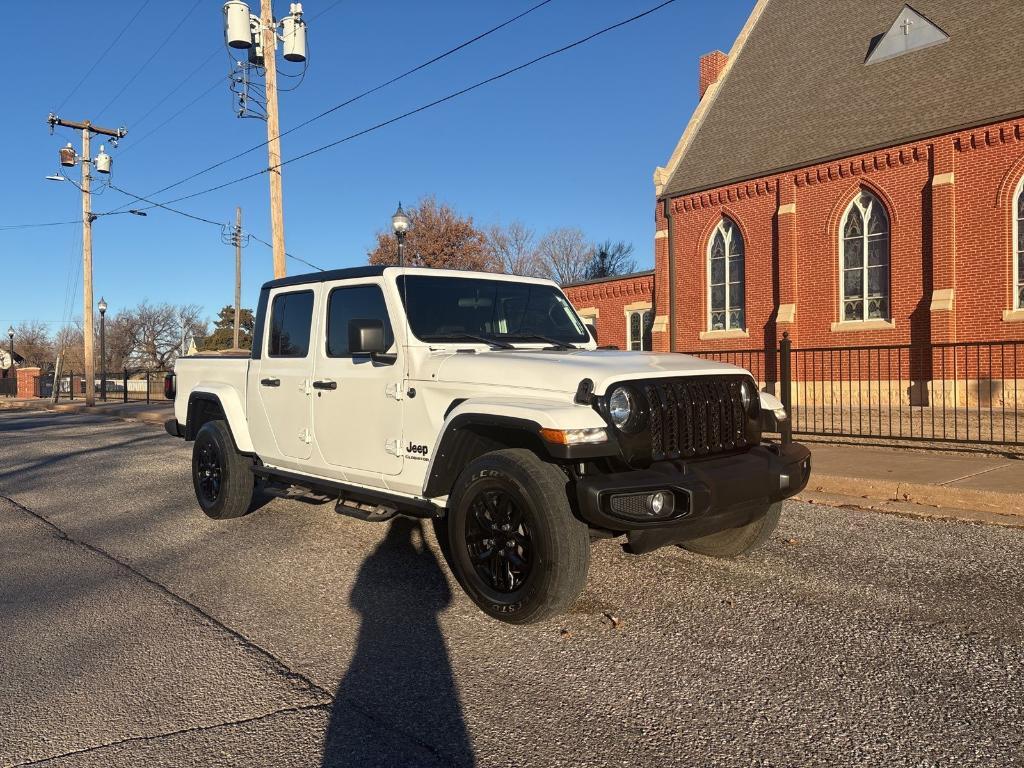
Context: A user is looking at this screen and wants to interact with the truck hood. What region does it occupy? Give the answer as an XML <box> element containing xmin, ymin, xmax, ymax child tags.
<box><xmin>430</xmin><ymin>349</ymin><xmax>747</xmax><ymax>395</ymax></box>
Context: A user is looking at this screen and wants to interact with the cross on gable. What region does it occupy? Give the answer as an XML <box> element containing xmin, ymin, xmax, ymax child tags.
<box><xmin>900</xmin><ymin>17</ymin><xmax>914</xmax><ymax>35</ymax></box>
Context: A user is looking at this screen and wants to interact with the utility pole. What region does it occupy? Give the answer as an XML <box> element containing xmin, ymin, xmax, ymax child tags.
<box><xmin>261</xmin><ymin>0</ymin><xmax>287</xmax><ymax>279</ymax></box>
<box><xmin>234</xmin><ymin>207</ymin><xmax>243</xmax><ymax>349</ymax></box>
<box><xmin>223</xmin><ymin>1</ymin><xmax>307</xmax><ymax>280</ymax></box>
<box><xmin>46</xmin><ymin>114</ymin><xmax>127</xmax><ymax>407</ymax></box>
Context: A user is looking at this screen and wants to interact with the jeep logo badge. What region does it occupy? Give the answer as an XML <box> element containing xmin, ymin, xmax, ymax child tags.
<box><xmin>406</xmin><ymin>442</ymin><xmax>429</xmax><ymax>456</ymax></box>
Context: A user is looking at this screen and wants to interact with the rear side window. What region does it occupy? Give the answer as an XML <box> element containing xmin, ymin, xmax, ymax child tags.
<box><xmin>327</xmin><ymin>284</ymin><xmax>394</xmax><ymax>357</ymax></box>
<box><xmin>268</xmin><ymin>291</ymin><xmax>314</xmax><ymax>357</ymax></box>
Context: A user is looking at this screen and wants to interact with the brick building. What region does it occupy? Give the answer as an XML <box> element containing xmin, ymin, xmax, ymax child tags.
<box><xmin>569</xmin><ymin>0</ymin><xmax>1024</xmax><ymax>408</ymax></box>
<box><xmin>563</xmin><ymin>271</ymin><xmax>654</xmax><ymax>350</ymax></box>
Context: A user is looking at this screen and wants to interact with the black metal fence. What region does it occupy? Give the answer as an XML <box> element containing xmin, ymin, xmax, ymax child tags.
<box><xmin>0</xmin><ymin>376</ymin><xmax>16</xmax><ymax>397</ymax></box>
<box><xmin>684</xmin><ymin>337</ymin><xmax>1024</xmax><ymax>446</ymax></box>
<box><xmin>43</xmin><ymin>369</ymin><xmax>171</xmax><ymax>403</ymax></box>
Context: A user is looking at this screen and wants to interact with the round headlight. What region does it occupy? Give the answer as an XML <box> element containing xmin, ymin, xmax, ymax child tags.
<box><xmin>609</xmin><ymin>387</ymin><xmax>636</xmax><ymax>431</ymax></box>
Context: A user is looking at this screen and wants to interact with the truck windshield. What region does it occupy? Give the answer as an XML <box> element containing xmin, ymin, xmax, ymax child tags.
<box><xmin>396</xmin><ymin>275</ymin><xmax>590</xmax><ymax>346</ymax></box>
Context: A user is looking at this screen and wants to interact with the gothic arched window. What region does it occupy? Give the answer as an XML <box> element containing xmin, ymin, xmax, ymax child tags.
<box><xmin>708</xmin><ymin>218</ymin><xmax>745</xmax><ymax>331</ymax></box>
<box><xmin>841</xmin><ymin>190</ymin><xmax>890</xmax><ymax>322</ymax></box>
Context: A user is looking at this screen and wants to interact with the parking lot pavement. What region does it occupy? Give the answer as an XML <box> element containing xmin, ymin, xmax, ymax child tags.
<box><xmin>1</xmin><ymin>410</ymin><xmax>1022</xmax><ymax>767</ymax></box>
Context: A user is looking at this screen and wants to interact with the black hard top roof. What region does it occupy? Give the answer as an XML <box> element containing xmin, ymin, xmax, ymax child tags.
<box><xmin>260</xmin><ymin>265</ymin><xmax>387</xmax><ymax>291</ymax></box>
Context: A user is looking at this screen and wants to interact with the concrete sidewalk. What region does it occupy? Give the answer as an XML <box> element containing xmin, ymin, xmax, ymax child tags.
<box><xmin>0</xmin><ymin>397</ymin><xmax>172</xmax><ymax>428</ymax></box>
<box><xmin>798</xmin><ymin>441</ymin><xmax>1024</xmax><ymax>527</ymax></box>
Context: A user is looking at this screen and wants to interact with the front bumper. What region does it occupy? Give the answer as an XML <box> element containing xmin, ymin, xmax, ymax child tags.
<box><xmin>575</xmin><ymin>442</ymin><xmax>811</xmax><ymax>554</ymax></box>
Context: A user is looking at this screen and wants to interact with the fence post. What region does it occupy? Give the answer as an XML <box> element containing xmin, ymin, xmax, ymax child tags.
<box><xmin>146</xmin><ymin>372</ymin><xmax>151</xmax><ymax>404</ymax></box>
<box><xmin>123</xmin><ymin>369</ymin><xmax>129</xmax><ymax>403</ymax></box>
<box><xmin>69</xmin><ymin>371</ymin><xmax>74</xmax><ymax>401</ymax></box>
<box><xmin>779</xmin><ymin>332</ymin><xmax>793</xmax><ymax>445</ymax></box>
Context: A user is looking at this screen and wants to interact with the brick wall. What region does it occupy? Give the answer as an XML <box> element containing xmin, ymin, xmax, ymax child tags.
<box><xmin>655</xmin><ymin>116</ymin><xmax>1024</xmax><ymax>364</ymax></box>
<box><xmin>563</xmin><ymin>272</ymin><xmax>654</xmax><ymax>350</ymax></box>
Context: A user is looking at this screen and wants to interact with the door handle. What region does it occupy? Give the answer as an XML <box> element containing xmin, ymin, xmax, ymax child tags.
<box><xmin>312</xmin><ymin>379</ymin><xmax>337</xmax><ymax>390</ymax></box>
<box><xmin>260</xmin><ymin>377</ymin><xmax>281</xmax><ymax>387</ymax></box>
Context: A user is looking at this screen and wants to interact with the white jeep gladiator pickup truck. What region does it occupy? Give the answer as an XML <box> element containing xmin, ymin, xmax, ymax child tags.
<box><xmin>166</xmin><ymin>266</ymin><xmax>810</xmax><ymax>623</ymax></box>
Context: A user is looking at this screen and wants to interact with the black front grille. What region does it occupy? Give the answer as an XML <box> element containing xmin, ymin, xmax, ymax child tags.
<box><xmin>641</xmin><ymin>376</ymin><xmax>749</xmax><ymax>461</ymax></box>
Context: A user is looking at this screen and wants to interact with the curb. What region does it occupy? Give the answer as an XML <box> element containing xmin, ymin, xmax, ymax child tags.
<box><xmin>797</xmin><ymin>472</ymin><xmax>1024</xmax><ymax>528</ymax></box>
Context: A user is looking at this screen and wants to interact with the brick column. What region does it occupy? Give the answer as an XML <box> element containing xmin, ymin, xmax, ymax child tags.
<box><xmin>775</xmin><ymin>177</ymin><xmax>799</xmax><ymax>346</ymax></box>
<box><xmin>16</xmin><ymin>367</ymin><xmax>41</xmax><ymax>399</ymax></box>
<box><xmin>651</xmin><ymin>226</ymin><xmax>671</xmax><ymax>352</ymax></box>
<box><xmin>929</xmin><ymin>140</ymin><xmax>956</xmax><ymax>344</ymax></box>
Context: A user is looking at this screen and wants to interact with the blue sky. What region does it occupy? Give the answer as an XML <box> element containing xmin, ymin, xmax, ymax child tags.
<box><xmin>0</xmin><ymin>0</ymin><xmax>750</xmax><ymax>331</ymax></box>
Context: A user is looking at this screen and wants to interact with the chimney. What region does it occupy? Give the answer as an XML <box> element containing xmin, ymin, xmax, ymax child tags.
<box><xmin>699</xmin><ymin>50</ymin><xmax>728</xmax><ymax>99</ymax></box>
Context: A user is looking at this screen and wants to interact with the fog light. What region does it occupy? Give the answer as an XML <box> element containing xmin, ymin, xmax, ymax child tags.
<box><xmin>648</xmin><ymin>491</ymin><xmax>669</xmax><ymax>514</ymax></box>
<box><xmin>609</xmin><ymin>490</ymin><xmax>677</xmax><ymax>520</ymax></box>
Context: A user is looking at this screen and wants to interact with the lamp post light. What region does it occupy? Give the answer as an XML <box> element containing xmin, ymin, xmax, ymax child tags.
<box><xmin>98</xmin><ymin>297</ymin><xmax>107</xmax><ymax>401</ymax></box>
<box><xmin>391</xmin><ymin>202</ymin><xmax>411</xmax><ymax>267</ymax></box>
<box><xmin>7</xmin><ymin>325</ymin><xmax>13</xmax><ymax>360</ymax></box>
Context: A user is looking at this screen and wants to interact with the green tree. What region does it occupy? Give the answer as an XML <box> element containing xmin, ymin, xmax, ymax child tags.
<box><xmin>204</xmin><ymin>306</ymin><xmax>255</xmax><ymax>351</ymax></box>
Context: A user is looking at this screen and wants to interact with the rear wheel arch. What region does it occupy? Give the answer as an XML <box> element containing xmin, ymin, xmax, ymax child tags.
<box><xmin>185</xmin><ymin>393</ymin><xmax>227</xmax><ymax>441</ymax></box>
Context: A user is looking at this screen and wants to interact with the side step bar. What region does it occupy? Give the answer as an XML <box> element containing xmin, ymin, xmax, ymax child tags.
<box><xmin>251</xmin><ymin>465</ymin><xmax>440</xmax><ymax>519</ymax></box>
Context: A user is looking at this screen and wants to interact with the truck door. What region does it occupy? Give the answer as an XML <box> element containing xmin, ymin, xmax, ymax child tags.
<box><xmin>256</xmin><ymin>288</ymin><xmax>317</xmax><ymax>462</ymax></box>
<box><xmin>311</xmin><ymin>280</ymin><xmax>404</xmax><ymax>479</ymax></box>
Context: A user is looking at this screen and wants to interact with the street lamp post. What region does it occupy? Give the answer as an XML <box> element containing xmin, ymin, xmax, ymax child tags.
<box><xmin>98</xmin><ymin>297</ymin><xmax>107</xmax><ymax>401</ymax></box>
<box><xmin>7</xmin><ymin>326</ymin><xmax>13</xmax><ymax>361</ymax></box>
<box><xmin>391</xmin><ymin>203</ymin><xmax>411</xmax><ymax>267</ymax></box>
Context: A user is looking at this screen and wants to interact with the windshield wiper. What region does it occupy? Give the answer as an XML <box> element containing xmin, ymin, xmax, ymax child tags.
<box><xmin>497</xmin><ymin>333</ymin><xmax>578</xmax><ymax>350</ymax></box>
<box><xmin>421</xmin><ymin>333</ymin><xmax>515</xmax><ymax>350</ymax></box>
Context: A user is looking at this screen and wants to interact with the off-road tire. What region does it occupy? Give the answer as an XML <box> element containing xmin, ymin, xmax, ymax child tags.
<box><xmin>192</xmin><ymin>420</ymin><xmax>256</xmax><ymax>520</ymax></box>
<box><xmin>446</xmin><ymin>449</ymin><xmax>590</xmax><ymax>624</ymax></box>
<box><xmin>679</xmin><ymin>501</ymin><xmax>783</xmax><ymax>558</ymax></box>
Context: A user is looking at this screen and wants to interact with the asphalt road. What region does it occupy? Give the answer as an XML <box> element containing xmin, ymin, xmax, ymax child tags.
<box><xmin>1</xmin><ymin>410</ymin><xmax>1021</xmax><ymax>767</ymax></box>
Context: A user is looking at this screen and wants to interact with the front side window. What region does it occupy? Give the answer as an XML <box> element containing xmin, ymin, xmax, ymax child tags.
<box><xmin>841</xmin><ymin>190</ymin><xmax>890</xmax><ymax>321</ymax></box>
<box><xmin>397</xmin><ymin>275</ymin><xmax>589</xmax><ymax>345</ymax></box>
<box><xmin>268</xmin><ymin>291</ymin><xmax>314</xmax><ymax>357</ymax></box>
<box><xmin>708</xmin><ymin>218</ymin><xmax>745</xmax><ymax>331</ymax></box>
<box><xmin>1016</xmin><ymin>178</ymin><xmax>1024</xmax><ymax>309</ymax></box>
<box><xmin>627</xmin><ymin>309</ymin><xmax>652</xmax><ymax>351</ymax></box>
<box><xmin>326</xmin><ymin>284</ymin><xmax>395</xmax><ymax>357</ymax></box>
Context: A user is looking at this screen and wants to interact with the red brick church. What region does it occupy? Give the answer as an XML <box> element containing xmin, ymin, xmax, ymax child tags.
<box><xmin>567</xmin><ymin>0</ymin><xmax>1024</xmax><ymax>410</ymax></box>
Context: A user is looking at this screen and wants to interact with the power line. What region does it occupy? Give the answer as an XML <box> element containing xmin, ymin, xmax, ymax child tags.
<box><xmin>105</xmin><ymin>0</ymin><xmax>557</xmax><ymax>207</ymax></box>
<box><xmin>128</xmin><ymin>48</ymin><xmax>222</xmax><ymax>129</ymax></box>
<box><xmin>248</xmin><ymin>233</ymin><xmax>325</xmax><ymax>272</ymax></box>
<box><xmin>107</xmin><ymin>184</ymin><xmax>227</xmax><ymax>227</ymax></box>
<box><xmin>107</xmin><ymin>184</ymin><xmax>322</xmax><ymax>272</ymax></box>
<box><xmin>126</xmin><ymin>0</ymin><xmax>678</xmax><ymax>212</ymax></box>
<box><xmin>96</xmin><ymin>0</ymin><xmax>205</xmax><ymax>122</ymax></box>
<box><xmin>117</xmin><ymin>75</ymin><xmax>225</xmax><ymax>155</ymax></box>
<box><xmin>55</xmin><ymin>0</ymin><xmax>155</xmax><ymax>113</ymax></box>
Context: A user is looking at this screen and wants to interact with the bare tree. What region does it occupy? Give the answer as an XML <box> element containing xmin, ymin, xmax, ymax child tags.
<box><xmin>586</xmin><ymin>240</ymin><xmax>638</xmax><ymax>280</ymax></box>
<box><xmin>368</xmin><ymin>196</ymin><xmax>495</xmax><ymax>272</ymax></box>
<box><xmin>485</xmin><ymin>221</ymin><xmax>546</xmax><ymax>277</ymax></box>
<box><xmin>10</xmin><ymin>321</ymin><xmax>55</xmax><ymax>369</ymax></box>
<box><xmin>535</xmin><ymin>228</ymin><xmax>594</xmax><ymax>285</ymax></box>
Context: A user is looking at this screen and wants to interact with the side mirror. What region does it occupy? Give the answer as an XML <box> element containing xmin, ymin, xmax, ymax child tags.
<box><xmin>585</xmin><ymin>323</ymin><xmax>598</xmax><ymax>344</ymax></box>
<box><xmin>348</xmin><ymin>318</ymin><xmax>396</xmax><ymax>364</ymax></box>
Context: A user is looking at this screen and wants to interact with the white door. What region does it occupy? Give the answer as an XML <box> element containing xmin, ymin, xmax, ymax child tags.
<box><xmin>257</xmin><ymin>288</ymin><xmax>317</xmax><ymax>461</ymax></box>
<box><xmin>311</xmin><ymin>281</ymin><xmax>404</xmax><ymax>478</ymax></box>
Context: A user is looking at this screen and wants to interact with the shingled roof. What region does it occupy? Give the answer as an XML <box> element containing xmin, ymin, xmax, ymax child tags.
<box><xmin>659</xmin><ymin>0</ymin><xmax>1024</xmax><ymax>199</ymax></box>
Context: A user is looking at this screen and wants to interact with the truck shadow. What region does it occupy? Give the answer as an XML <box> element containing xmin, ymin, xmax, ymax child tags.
<box><xmin>322</xmin><ymin>517</ymin><xmax>475</xmax><ymax>767</ymax></box>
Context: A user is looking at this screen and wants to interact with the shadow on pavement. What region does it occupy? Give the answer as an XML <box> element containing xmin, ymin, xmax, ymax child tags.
<box><xmin>322</xmin><ymin>517</ymin><xmax>474</xmax><ymax>768</ymax></box>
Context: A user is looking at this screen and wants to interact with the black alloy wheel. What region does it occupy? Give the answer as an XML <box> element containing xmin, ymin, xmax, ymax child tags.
<box><xmin>445</xmin><ymin>449</ymin><xmax>591</xmax><ymax>624</ymax></box>
<box><xmin>191</xmin><ymin>420</ymin><xmax>256</xmax><ymax>520</ymax></box>
<box><xmin>195</xmin><ymin>440</ymin><xmax>223</xmax><ymax>504</ymax></box>
<box><xmin>465</xmin><ymin>488</ymin><xmax>534</xmax><ymax>593</ymax></box>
